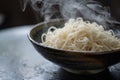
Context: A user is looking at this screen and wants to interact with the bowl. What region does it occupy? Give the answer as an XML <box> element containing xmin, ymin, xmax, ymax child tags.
<box><xmin>28</xmin><ymin>19</ymin><xmax>120</xmax><ymax>74</ymax></box>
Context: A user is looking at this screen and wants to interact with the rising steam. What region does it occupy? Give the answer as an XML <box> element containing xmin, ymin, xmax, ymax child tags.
<box><xmin>22</xmin><ymin>0</ymin><xmax>120</xmax><ymax>29</ymax></box>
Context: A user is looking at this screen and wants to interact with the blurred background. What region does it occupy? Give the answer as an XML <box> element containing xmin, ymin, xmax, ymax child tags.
<box><xmin>0</xmin><ymin>0</ymin><xmax>120</xmax><ymax>30</ymax></box>
<box><xmin>0</xmin><ymin>0</ymin><xmax>38</xmax><ymax>30</ymax></box>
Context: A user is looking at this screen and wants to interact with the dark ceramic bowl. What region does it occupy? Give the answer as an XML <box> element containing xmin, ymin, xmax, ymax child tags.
<box><xmin>28</xmin><ymin>19</ymin><xmax>120</xmax><ymax>74</ymax></box>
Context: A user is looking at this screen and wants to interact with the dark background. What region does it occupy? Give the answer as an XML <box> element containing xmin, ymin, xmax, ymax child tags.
<box><xmin>0</xmin><ymin>0</ymin><xmax>120</xmax><ymax>30</ymax></box>
<box><xmin>0</xmin><ymin>0</ymin><xmax>37</xmax><ymax>29</ymax></box>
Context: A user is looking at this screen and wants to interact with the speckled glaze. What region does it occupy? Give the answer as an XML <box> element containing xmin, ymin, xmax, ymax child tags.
<box><xmin>28</xmin><ymin>19</ymin><xmax>120</xmax><ymax>74</ymax></box>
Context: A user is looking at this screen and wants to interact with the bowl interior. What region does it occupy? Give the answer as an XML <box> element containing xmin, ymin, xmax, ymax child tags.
<box><xmin>30</xmin><ymin>19</ymin><xmax>64</xmax><ymax>43</ymax></box>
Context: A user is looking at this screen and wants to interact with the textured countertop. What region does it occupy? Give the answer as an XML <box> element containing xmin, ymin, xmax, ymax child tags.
<box><xmin>0</xmin><ymin>25</ymin><xmax>120</xmax><ymax>80</ymax></box>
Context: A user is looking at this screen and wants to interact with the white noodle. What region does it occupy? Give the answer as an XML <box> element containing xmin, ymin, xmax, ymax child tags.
<box><xmin>41</xmin><ymin>17</ymin><xmax>120</xmax><ymax>52</ymax></box>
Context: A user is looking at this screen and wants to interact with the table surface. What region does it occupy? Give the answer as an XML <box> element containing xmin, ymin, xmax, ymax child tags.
<box><xmin>0</xmin><ymin>26</ymin><xmax>120</xmax><ymax>80</ymax></box>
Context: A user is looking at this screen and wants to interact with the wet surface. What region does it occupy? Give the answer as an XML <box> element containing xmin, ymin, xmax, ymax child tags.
<box><xmin>0</xmin><ymin>26</ymin><xmax>120</xmax><ymax>80</ymax></box>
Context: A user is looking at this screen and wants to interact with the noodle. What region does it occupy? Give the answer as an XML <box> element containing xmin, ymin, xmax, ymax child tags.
<box><xmin>41</xmin><ymin>18</ymin><xmax>120</xmax><ymax>52</ymax></box>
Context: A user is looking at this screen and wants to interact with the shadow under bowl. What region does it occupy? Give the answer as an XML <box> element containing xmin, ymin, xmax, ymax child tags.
<box><xmin>28</xmin><ymin>19</ymin><xmax>120</xmax><ymax>74</ymax></box>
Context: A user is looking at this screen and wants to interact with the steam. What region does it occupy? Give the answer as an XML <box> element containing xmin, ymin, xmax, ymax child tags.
<box><xmin>22</xmin><ymin>0</ymin><xmax>120</xmax><ymax>29</ymax></box>
<box><xmin>20</xmin><ymin>0</ymin><xmax>29</xmax><ymax>12</ymax></box>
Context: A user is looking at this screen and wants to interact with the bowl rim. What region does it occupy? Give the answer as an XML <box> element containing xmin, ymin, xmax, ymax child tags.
<box><xmin>28</xmin><ymin>19</ymin><xmax>120</xmax><ymax>55</ymax></box>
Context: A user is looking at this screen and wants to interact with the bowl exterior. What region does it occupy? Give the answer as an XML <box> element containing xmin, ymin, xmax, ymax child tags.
<box><xmin>28</xmin><ymin>19</ymin><xmax>120</xmax><ymax>74</ymax></box>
